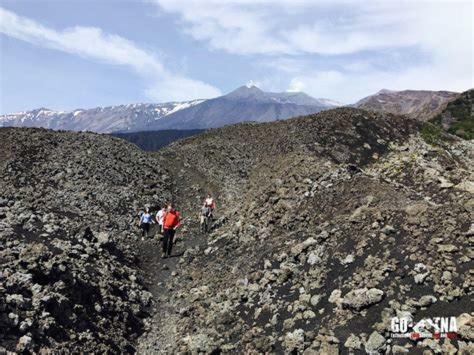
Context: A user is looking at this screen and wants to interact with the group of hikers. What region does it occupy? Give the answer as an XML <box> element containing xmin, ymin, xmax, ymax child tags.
<box><xmin>138</xmin><ymin>194</ymin><xmax>215</xmax><ymax>258</ymax></box>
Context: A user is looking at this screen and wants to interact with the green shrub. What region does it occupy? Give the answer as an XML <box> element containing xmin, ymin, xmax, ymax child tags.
<box><xmin>428</xmin><ymin>89</ymin><xmax>473</xmax><ymax>141</ymax></box>
<box><xmin>421</xmin><ymin>122</ymin><xmax>443</xmax><ymax>145</ymax></box>
<box><xmin>448</xmin><ymin>119</ymin><xmax>474</xmax><ymax>140</ymax></box>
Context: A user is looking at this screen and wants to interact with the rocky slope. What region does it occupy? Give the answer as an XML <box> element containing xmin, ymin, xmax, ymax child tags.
<box><xmin>0</xmin><ymin>128</ymin><xmax>172</xmax><ymax>353</ymax></box>
<box><xmin>140</xmin><ymin>108</ymin><xmax>473</xmax><ymax>353</ymax></box>
<box><xmin>1</xmin><ymin>107</ymin><xmax>473</xmax><ymax>354</ymax></box>
<box><xmin>111</xmin><ymin>129</ymin><xmax>205</xmax><ymax>151</ymax></box>
<box><xmin>355</xmin><ymin>89</ymin><xmax>459</xmax><ymax>121</ymax></box>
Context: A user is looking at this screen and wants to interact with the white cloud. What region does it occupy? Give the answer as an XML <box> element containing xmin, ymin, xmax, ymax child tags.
<box><xmin>152</xmin><ymin>0</ymin><xmax>472</xmax><ymax>59</ymax></box>
<box><xmin>153</xmin><ymin>0</ymin><xmax>473</xmax><ymax>99</ymax></box>
<box><xmin>263</xmin><ymin>58</ymin><xmax>311</xmax><ymax>73</ymax></box>
<box><xmin>1</xmin><ymin>1</ymin><xmax>471</xmax><ymax>105</ymax></box>
<box><xmin>281</xmin><ymin>2</ymin><xmax>473</xmax><ymax>103</ymax></box>
<box><xmin>0</xmin><ymin>7</ymin><xmax>221</xmax><ymax>102</ymax></box>
<box><xmin>145</xmin><ymin>75</ymin><xmax>222</xmax><ymax>102</ymax></box>
<box><xmin>152</xmin><ymin>0</ymin><xmax>291</xmax><ymax>55</ymax></box>
<box><xmin>245</xmin><ymin>80</ymin><xmax>261</xmax><ymax>88</ymax></box>
<box><xmin>287</xmin><ymin>59</ymin><xmax>471</xmax><ymax>104</ymax></box>
<box><xmin>287</xmin><ymin>79</ymin><xmax>305</xmax><ymax>93</ymax></box>
<box><xmin>151</xmin><ymin>0</ymin><xmax>431</xmax><ymax>56</ymax></box>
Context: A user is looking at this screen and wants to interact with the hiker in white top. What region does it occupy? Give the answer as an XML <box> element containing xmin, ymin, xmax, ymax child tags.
<box><xmin>204</xmin><ymin>194</ymin><xmax>215</xmax><ymax>211</ymax></box>
<box><xmin>156</xmin><ymin>206</ymin><xmax>166</xmax><ymax>234</ymax></box>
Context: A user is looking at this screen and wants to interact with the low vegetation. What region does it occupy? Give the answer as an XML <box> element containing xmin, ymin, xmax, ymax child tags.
<box><xmin>429</xmin><ymin>89</ymin><xmax>473</xmax><ymax>140</ymax></box>
<box><xmin>420</xmin><ymin>121</ymin><xmax>443</xmax><ymax>145</ymax></box>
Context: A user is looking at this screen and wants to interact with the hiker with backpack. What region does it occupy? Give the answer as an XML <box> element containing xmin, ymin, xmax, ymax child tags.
<box><xmin>138</xmin><ymin>207</ymin><xmax>153</xmax><ymax>240</ymax></box>
<box><xmin>200</xmin><ymin>204</ymin><xmax>212</xmax><ymax>233</ymax></box>
<box><xmin>162</xmin><ymin>203</ymin><xmax>181</xmax><ymax>258</ymax></box>
<box><xmin>204</xmin><ymin>194</ymin><xmax>216</xmax><ymax>213</ymax></box>
<box><xmin>199</xmin><ymin>194</ymin><xmax>216</xmax><ymax>233</ymax></box>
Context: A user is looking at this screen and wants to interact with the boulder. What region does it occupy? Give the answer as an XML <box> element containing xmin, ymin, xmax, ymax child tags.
<box><xmin>364</xmin><ymin>331</ymin><xmax>386</xmax><ymax>353</ymax></box>
<box><xmin>342</xmin><ymin>288</ymin><xmax>384</xmax><ymax>311</ymax></box>
<box><xmin>16</xmin><ymin>335</ymin><xmax>33</xmax><ymax>352</ymax></box>
<box><xmin>344</xmin><ymin>334</ymin><xmax>362</xmax><ymax>350</ymax></box>
<box><xmin>283</xmin><ymin>329</ymin><xmax>305</xmax><ymax>352</ymax></box>
<box><xmin>438</xmin><ymin>244</ymin><xmax>458</xmax><ymax>253</ymax></box>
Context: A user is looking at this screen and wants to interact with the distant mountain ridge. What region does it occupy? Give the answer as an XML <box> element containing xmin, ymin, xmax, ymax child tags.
<box><xmin>354</xmin><ymin>89</ymin><xmax>459</xmax><ymax>120</ymax></box>
<box><xmin>0</xmin><ymin>101</ymin><xmax>204</xmax><ymax>133</ymax></box>
<box><xmin>0</xmin><ymin>86</ymin><xmax>340</xmax><ymax>133</ymax></box>
<box><xmin>145</xmin><ymin>85</ymin><xmax>342</xmax><ymax>130</ymax></box>
<box><xmin>1</xmin><ymin>86</ymin><xmax>463</xmax><ymax>133</ymax></box>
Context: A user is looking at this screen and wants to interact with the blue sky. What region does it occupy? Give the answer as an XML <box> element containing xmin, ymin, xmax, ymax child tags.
<box><xmin>0</xmin><ymin>0</ymin><xmax>472</xmax><ymax>113</ymax></box>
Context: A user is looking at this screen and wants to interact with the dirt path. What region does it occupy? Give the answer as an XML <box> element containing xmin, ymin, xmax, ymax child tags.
<box><xmin>135</xmin><ymin>158</ymin><xmax>220</xmax><ymax>353</ymax></box>
<box><xmin>135</xmin><ymin>229</ymin><xmax>200</xmax><ymax>353</ymax></box>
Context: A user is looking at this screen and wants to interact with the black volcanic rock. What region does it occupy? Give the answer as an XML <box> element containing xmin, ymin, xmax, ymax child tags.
<box><xmin>139</xmin><ymin>108</ymin><xmax>473</xmax><ymax>353</ymax></box>
<box><xmin>0</xmin><ymin>128</ymin><xmax>172</xmax><ymax>353</ymax></box>
<box><xmin>1</xmin><ymin>108</ymin><xmax>472</xmax><ymax>354</ymax></box>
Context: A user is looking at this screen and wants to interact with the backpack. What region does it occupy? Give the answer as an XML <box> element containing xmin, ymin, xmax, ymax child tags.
<box><xmin>202</xmin><ymin>206</ymin><xmax>211</xmax><ymax>217</ymax></box>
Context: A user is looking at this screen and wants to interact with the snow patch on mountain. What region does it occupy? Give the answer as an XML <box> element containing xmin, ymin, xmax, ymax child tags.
<box><xmin>0</xmin><ymin>85</ymin><xmax>344</xmax><ymax>132</ymax></box>
<box><xmin>0</xmin><ymin>99</ymin><xmax>204</xmax><ymax>132</ymax></box>
<box><xmin>164</xmin><ymin>100</ymin><xmax>205</xmax><ymax>116</ymax></box>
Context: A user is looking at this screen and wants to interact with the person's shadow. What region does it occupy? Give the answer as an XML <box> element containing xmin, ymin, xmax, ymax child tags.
<box><xmin>167</xmin><ymin>252</ymin><xmax>184</xmax><ymax>258</ymax></box>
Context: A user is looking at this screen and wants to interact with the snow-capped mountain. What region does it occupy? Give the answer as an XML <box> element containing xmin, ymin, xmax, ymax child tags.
<box><xmin>145</xmin><ymin>85</ymin><xmax>341</xmax><ymax>130</ymax></box>
<box><xmin>0</xmin><ymin>85</ymin><xmax>340</xmax><ymax>132</ymax></box>
<box><xmin>0</xmin><ymin>100</ymin><xmax>204</xmax><ymax>133</ymax></box>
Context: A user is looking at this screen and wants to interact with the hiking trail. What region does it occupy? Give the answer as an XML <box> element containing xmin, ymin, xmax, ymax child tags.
<box><xmin>136</xmin><ymin>156</ymin><xmax>220</xmax><ymax>352</ymax></box>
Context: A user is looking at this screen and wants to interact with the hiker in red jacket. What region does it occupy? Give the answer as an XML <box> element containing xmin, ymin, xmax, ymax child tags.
<box><xmin>162</xmin><ymin>203</ymin><xmax>181</xmax><ymax>258</ymax></box>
